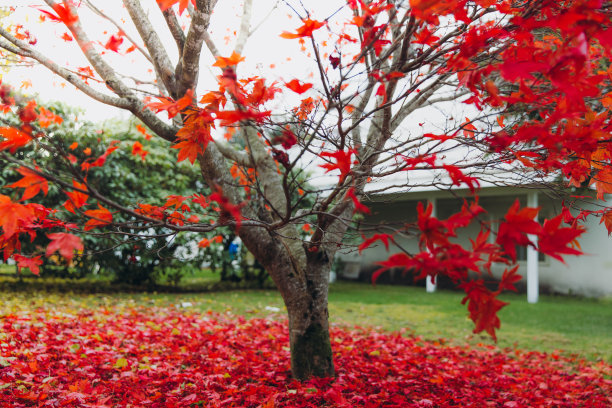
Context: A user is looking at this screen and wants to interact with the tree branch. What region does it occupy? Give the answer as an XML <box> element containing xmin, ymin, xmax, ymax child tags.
<box><xmin>234</xmin><ymin>0</ymin><xmax>253</xmax><ymax>56</ymax></box>
<box><xmin>0</xmin><ymin>26</ymin><xmax>131</xmax><ymax>109</ymax></box>
<box><xmin>123</xmin><ymin>0</ymin><xmax>177</xmax><ymax>98</ymax></box>
<box><xmin>177</xmin><ymin>3</ymin><xmax>214</xmax><ymax>97</ymax></box>
<box><xmin>161</xmin><ymin>8</ymin><xmax>186</xmax><ymax>57</ymax></box>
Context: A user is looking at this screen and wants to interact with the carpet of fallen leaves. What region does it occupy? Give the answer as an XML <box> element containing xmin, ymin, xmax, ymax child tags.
<box><xmin>1</xmin><ymin>306</ymin><xmax>611</xmax><ymax>407</ymax></box>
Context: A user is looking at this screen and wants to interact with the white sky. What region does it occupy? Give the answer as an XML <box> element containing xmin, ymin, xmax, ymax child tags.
<box><xmin>0</xmin><ymin>0</ymin><xmax>350</xmax><ymax>121</ymax></box>
<box><xmin>0</xmin><ymin>0</ymin><xmax>482</xmax><ymax>189</ymax></box>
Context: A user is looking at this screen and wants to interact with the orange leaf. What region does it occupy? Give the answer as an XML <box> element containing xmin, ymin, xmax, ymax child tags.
<box><xmin>212</xmin><ymin>51</ymin><xmax>245</xmax><ymax>68</ymax></box>
<box><xmin>461</xmin><ymin>118</ymin><xmax>477</xmax><ymax>138</ymax></box>
<box><xmin>147</xmin><ymin>89</ymin><xmax>194</xmax><ymax>118</ymax></box>
<box><xmin>285</xmin><ymin>79</ymin><xmax>312</xmax><ymax>94</ymax></box>
<box><xmin>591</xmin><ymin>168</ymin><xmax>612</xmax><ymax>200</ymax></box>
<box><xmin>0</xmin><ymin>127</ymin><xmax>33</xmax><ymax>153</ymax></box>
<box><xmin>38</xmin><ymin>106</ymin><xmax>63</xmax><ymax>128</ymax></box>
<box><xmin>600</xmin><ymin>210</ymin><xmax>612</xmax><ymax>236</ymax></box>
<box><xmin>280</xmin><ymin>19</ymin><xmax>325</xmax><ymax>39</ymax></box>
<box><xmin>131</xmin><ymin>141</ymin><xmax>148</xmax><ymax>161</ymax></box>
<box><xmin>157</xmin><ymin>0</ymin><xmax>194</xmax><ymax>15</ymax></box>
<box><xmin>83</xmin><ymin>204</ymin><xmax>113</xmax><ymax>231</ymax></box>
<box><xmin>63</xmin><ymin>181</ymin><xmax>89</xmax><ymax>214</ymax></box>
<box><xmin>172</xmin><ymin>140</ymin><xmax>203</xmax><ymax>164</ymax></box>
<box><xmin>5</xmin><ymin>166</ymin><xmax>48</xmax><ymax>201</ymax></box>
<box><xmin>135</xmin><ymin>124</ymin><xmax>152</xmax><ymax>140</ymax></box>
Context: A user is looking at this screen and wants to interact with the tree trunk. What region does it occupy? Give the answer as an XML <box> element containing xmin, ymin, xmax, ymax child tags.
<box><xmin>239</xmin><ymin>230</ymin><xmax>335</xmax><ymax>379</ymax></box>
<box><xmin>286</xmin><ymin>287</ymin><xmax>334</xmax><ymax>380</ymax></box>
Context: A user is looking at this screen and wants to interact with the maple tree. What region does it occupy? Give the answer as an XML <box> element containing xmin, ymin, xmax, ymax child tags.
<box><xmin>0</xmin><ymin>0</ymin><xmax>610</xmax><ymax>380</ymax></box>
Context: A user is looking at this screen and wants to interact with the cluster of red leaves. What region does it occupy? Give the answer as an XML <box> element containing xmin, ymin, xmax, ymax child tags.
<box><xmin>1</xmin><ymin>308</ymin><xmax>610</xmax><ymax>407</ymax></box>
<box><xmin>367</xmin><ymin>199</ymin><xmax>585</xmax><ymax>340</ymax></box>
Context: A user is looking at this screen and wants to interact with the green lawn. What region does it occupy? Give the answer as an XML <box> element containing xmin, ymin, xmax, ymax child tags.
<box><xmin>0</xmin><ymin>276</ymin><xmax>610</xmax><ymax>362</ymax></box>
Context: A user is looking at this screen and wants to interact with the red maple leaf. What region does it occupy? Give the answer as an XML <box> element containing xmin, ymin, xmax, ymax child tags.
<box><xmin>215</xmin><ymin>109</ymin><xmax>270</xmax><ymax>126</ymax></box>
<box><xmin>83</xmin><ymin>204</ymin><xmax>113</xmax><ymax>231</ymax></box>
<box><xmin>63</xmin><ymin>181</ymin><xmax>89</xmax><ymax>214</ymax></box>
<box><xmin>411</xmin><ymin>27</ymin><xmax>440</xmax><ymax>45</ymax></box>
<box><xmin>442</xmin><ymin>164</ymin><xmax>480</xmax><ymax>193</ymax></box>
<box><xmin>498</xmin><ymin>265</ymin><xmax>522</xmax><ymax>292</ymax></box>
<box><xmin>46</xmin><ymin>233</ymin><xmax>84</xmax><ymax>261</ymax></box>
<box><xmin>319</xmin><ymin>149</ymin><xmax>357</xmax><ymax>183</ymax></box>
<box><xmin>537</xmin><ymin>214</ymin><xmax>584</xmax><ymax>262</ymax></box>
<box><xmin>0</xmin><ymin>194</ymin><xmax>35</xmax><ymax>239</ymax></box>
<box><xmin>359</xmin><ymin>233</ymin><xmax>393</xmax><ymax>254</ymax></box>
<box><xmin>6</xmin><ymin>166</ymin><xmax>49</xmax><ymax>201</ymax></box>
<box><xmin>285</xmin><ymin>79</ymin><xmax>313</xmax><ymax>94</ymax></box>
<box><xmin>0</xmin><ymin>127</ymin><xmax>33</xmax><ymax>153</ymax></box>
<box><xmin>417</xmin><ymin>201</ymin><xmax>448</xmax><ymax>250</ymax></box>
<box><xmin>13</xmin><ymin>254</ymin><xmax>43</xmax><ymax>276</ymax></box>
<box><xmin>157</xmin><ymin>0</ymin><xmax>195</xmax><ymax>15</ymax></box>
<box><xmin>461</xmin><ymin>280</ymin><xmax>508</xmax><ymax>341</ymax></box>
<box><xmin>212</xmin><ymin>51</ymin><xmax>245</xmax><ymax>68</ymax></box>
<box><xmin>104</xmin><ymin>34</ymin><xmax>123</xmax><ymax>53</ymax></box>
<box><xmin>496</xmin><ymin>199</ymin><xmax>541</xmax><ymax>262</ymax></box>
<box><xmin>18</xmin><ymin>101</ymin><xmax>38</xmax><ymax>124</ymax></box>
<box><xmin>346</xmin><ymin>187</ymin><xmax>371</xmax><ymax>214</ymax></box>
<box><xmin>280</xmin><ymin>19</ymin><xmax>325</xmax><ymax>39</ymax></box>
<box><xmin>147</xmin><ymin>89</ymin><xmax>194</xmax><ymax>119</ymax></box>
<box><xmin>172</xmin><ymin>140</ymin><xmax>203</xmax><ymax>164</ymax></box>
<box><xmin>39</xmin><ymin>3</ymin><xmax>79</xmax><ymax>26</ymax></box>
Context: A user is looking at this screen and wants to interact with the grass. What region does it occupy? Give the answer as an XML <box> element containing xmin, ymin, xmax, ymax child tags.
<box><xmin>0</xmin><ymin>270</ymin><xmax>610</xmax><ymax>363</ymax></box>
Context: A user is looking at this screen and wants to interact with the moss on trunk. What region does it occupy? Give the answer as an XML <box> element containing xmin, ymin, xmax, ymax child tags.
<box><xmin>290</xmin><ymin>322</ymin><xmax>334</xmax><ymax>380</ymax></box>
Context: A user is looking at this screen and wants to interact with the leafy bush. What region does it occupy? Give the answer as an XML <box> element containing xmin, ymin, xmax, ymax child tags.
<box><xmin>0</xmin><ymin>103</ymin><xmax>208</xmax><ymax>285</ymax></box>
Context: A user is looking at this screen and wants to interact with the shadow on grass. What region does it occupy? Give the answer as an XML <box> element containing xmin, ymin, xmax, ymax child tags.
<box><xmin>0</xmin><ymin>273</ymin><xmax>275</xmax><ymax>294</ymax></box>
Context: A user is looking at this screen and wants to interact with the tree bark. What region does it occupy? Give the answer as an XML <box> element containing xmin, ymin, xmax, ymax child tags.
<box><xmin>239</xmin><ymin>227</ymin><xmax>335</xmax><ymax>379</ymax></box>
<box><xmin>286</xmin><ymin>261</ymin><xmax>335</xmax><ymax>380</ymax></box>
